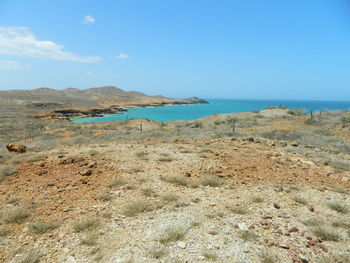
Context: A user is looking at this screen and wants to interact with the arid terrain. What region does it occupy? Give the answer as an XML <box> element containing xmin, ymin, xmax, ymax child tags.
<box><xmin>0</xmin><ymin>89</ymin><xmax>349</xmax><ymax>263</ymax></box>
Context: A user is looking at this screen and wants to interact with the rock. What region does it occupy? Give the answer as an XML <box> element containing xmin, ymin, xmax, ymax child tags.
<box><xmin>290</xmin><ymin>142</ymin><xmax>299</xmax><ymax>147</ymax></box>
<box><xmin>318</xmin><ymin>244</ymin><xmax>328</xmax><ymax>252</ymax></box>
<box><xmin>279</xmin><ymin>243</ymin><xmax>290</xmax><ymax>249</ymax></box>
<box><xmin>37</xmin><ymin>170</ymin><xmax>48</xmax><ymax>176</ymax></box>
<box><xmin>289</xmin><ymin>227</ymin><xmax>299</xmax><ymax>233</ymax></box>
<box><xmin>87</xmin><ymin>161</ymin><xmax>97</xmax><ymax>168</ymax></box>
<box><xmin>237</xmin><ymin>223</ymin><xmax>248</xmax><ymax>231</ymax></box>
<box><xmin>6</xmin><ymin>143</ymin><xmax>26</xmax><ymax>153</ymax></box>
<box><xmin>273</xmin><ymin>203</ymin><xmax>281</xmax><ymax>209</ymax></box>
<box><xmin>80</xmin><ymin>169</ymin><xmax>92</xmax><ymax>176</ymax></box>
<box><xmin>177</xmin><ymin>242</ymin><xmax>186</xmax><ymax>249</ymax></box>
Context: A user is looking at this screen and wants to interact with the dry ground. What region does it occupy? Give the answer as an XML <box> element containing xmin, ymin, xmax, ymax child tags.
<box><xmin>1</xmin><ymin>137</ymin><xmax>349</xmax><ymax>263</ymax></box>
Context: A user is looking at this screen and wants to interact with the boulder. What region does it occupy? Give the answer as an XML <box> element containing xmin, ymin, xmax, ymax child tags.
<box><xmin>6</xmin><ymin>143</ymin><xmax>26</xmax><ymax>153</ymax></box>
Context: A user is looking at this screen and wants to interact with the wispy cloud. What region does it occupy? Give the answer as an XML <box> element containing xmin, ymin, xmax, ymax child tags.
<box><xmin>81</xmin><ymin>15</ymin><xmax>96</xmax><ymax>24</ymax></box>
<box><xmin>0</xmin><ymin>60</ymin><xmax>27</xmax><ymax>70</ymax></box>
<box><xmin>0</xmin><ymin>26</ymin><xmax>101</xmax><ymax>63</ymax></box>
<box><xmin>116</xmin><ymin>53</ymin><xmax>129</xmax><ymax>59</ymax></box>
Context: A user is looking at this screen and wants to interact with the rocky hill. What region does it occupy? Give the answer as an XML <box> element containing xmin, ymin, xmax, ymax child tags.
<box><xmin>0</xmin><ymin>86</ymin><xmax>208</xmax><ymax>116</ymax></box>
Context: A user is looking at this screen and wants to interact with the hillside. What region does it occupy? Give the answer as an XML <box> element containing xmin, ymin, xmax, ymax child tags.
<box><xmin>0</xmin><ymin>86</ymin><xmax>207</xmax><ymax>115</ymax></box>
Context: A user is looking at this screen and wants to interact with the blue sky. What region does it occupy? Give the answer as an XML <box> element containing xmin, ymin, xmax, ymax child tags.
<box><xmin>0</xmin><ymin>0</ymin><xmax>350</xmax><ymax>100</ymax></box>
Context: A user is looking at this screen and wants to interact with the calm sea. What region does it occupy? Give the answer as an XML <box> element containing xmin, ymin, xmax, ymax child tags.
<box><xmin>73</xmin><ymin>99</ymin><xmax>350</xmax><ymax>124</ymax></box>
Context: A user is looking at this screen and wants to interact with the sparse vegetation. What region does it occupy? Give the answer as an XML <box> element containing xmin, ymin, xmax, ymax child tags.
<box><xmin>73</xmin><ymin>218</ymin><xmax>100</xmax><ymax>232</ymax></box>
<box><xmin>331</xmin><ymin>187</ymin><xmax>349</xmax><ymax>195</ymax></box>
<box><xmin>162</xmin><ymin>193</ymin><xmax>179</xmax><ymax>202</ymax></box>
<box><xmin>122</xmin><ymin>201</ymin><xmax>151</xmax><ymax>217</ymax></box>
<box><xmin>135</xmin><ymin>151</ymin><xmax>148</xmax><ymax>159</ymax></box>
<box><xmin>107</xmin><ymin>178</ymin><xmax>127</xmax><ymax>188</ymax></box>
<box><xmin>3</xmin><ymin>208</ymin><xmax>31</xmax><ymax>224</ymax></box>
<box><xmin>0</xmin><ymin>227</ymin><xmax>13</xmax><ymax>237</ymax></box>
<box><xmin>302</xmin><ymin>218</ymin><xmax>325</xmax><ymax>227</ymax></box>
<box><xmin>328</xmin><ymin>202</ymin><xmax>349</xmax><ymax>214</ymax></box>
<box><xmin>20</xmin><ymin>251</ymin><xmax>41</xmax><ymax>263</ymax></box>
<box><xmin>201</xmin><ymin>174</ymin><xmax>223</xmax><ymax>187</ymax></box>
<box><xmin>97</xmin><ymin>193</ymin><xmax>113</xmax><ymax>201</ymax></box>
<box><xmin>292</xmin><ymin>196</ymin><xmax>308</xmax><ymax>205</ymax></box>
<box><xmin>239</xmin><ymin>230</ymin><xmax>258</xmax><ymax>241</ymax></box>
<box><xmin>0</xmin><ymin>165</ymin><xmax>17</xmax><ymax>180</ymax></box>
<box><xmin>30</xmin><ymin>220</ymin><xmax>58</xmax><ymax>234</ymax></box>
<box><xmin>227</xmin><ymin>206</ymin><xmax>248</xmax><ymax>215</ymax></box>
<box><xmin>141</xmin><ymin>188</ymin><xmax>157</xmax><ymax>197</ymax></box>
<box><xmin>202</xmin><ymin>251</ymin><xmax>218</xmax><ymax>261</ymax></box>
<box><xmin>80</xmin><ymin>233</ymin><xmax>98</xmax><ymax>246</ymax></box>
<box><xmin>312</xmin><ymin>225</ymin><xmax>340</xmax><ymax>241</ymax></box>
<box><xmin>159</xmin><ymin>226</ymin><xmax>187</xmax><ymax>244</ymax></box>
<box><xmin>6</xmin><ymin>197</ymin><xmax>21</xmax><ymax>205</ymax></box>
<box><xmin>150</xmin><ymin>247</ymin><xmax>168</xmax><ymax>259</ymax></box>
<box><xmin>251</xmin><ymin>196</ymin><xmax>264</xmax><ymax>203</ymax></box>
<box><xmin>161</xmin><ymin>175</ymin><xmax>198</xmax><ymax>188</ymax></box>
<box><xmin>260</xmin><ymin>250</ymin><xmax>276</xmax><ymax>263</ymax></box>
<box><xmin>158</xmin><ymin>157</ymin><xmax>174</xmax><ymax>162</ymax></box>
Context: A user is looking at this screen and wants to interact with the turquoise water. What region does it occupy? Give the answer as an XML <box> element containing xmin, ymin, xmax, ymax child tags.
<box><xmin>73</xmin><ymin>99</ymin><xmax>350</xmax><ymax>124</ymax></box>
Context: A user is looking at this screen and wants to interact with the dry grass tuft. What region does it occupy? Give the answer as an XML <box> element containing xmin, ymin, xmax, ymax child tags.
<box><xmin>73</xmin><ymin>218</ymin><xmax>100</xmax><ymax>233</ymax></box>
<box><xmin>20</xmin><ymin>251</ymin><xmax>41</xmax><ymax>263</ymax></box>
<box><xmin>30</xmin><ymin>219</ymin><xmax>58</xmax><ymax>234</ymax></box>
<box><xmin>260</xmin><ymin>250</ymin><xmax>276</xmax><ymax>263</ymax></box>
<box><xmin>122</xmin><ymin>201</ymin><xmax>152</xmax><ymax>217</ymax></box>
<box><xmin>158</xmin><ymin>157</ymin><xmax>174</xmax><ymax>162</ymax></box>
<box><xmin>141</xmin><ymin>188</ymin><xmax>157</xmax><ymax>197</ymax></box>
<box><xmin>150</xmin><ymin>247</ymin><xmax>168</xmax><ymax>259</ymax></box>
<box><xmin>332</xmin><ymin>220</ymin><xmax>350</xmax><ymax>230</ymax></box>
<box><xmin>227</xmin><ymin>206</ymin><xmax>248</xmax><ymax>215</ymax></box>
<box><xmin>312</xmin><ymin>225</ymin><xmax>340</xmax><ymax>241</ymax></box>
<box><xmin>328</xmin><ymin>202</ymin><xmax>349</xmax><ymax>214</ymax></box>
<box><xmin>97</xmin><ymin>193</ymin><xmax>113</xmax><ymax>201</ymax></box>
<box><xmin>331</xmin><ymin>187</ymin><xmax>349</xmax><ymax>195</ymax></box>
<box><xmin>6</xmin><ymin>197</ymin><xmax>21</xmax><ymax>205</ymax></box>
<box><xmin>202</xmin><ymin>251</ymin><xmax>218</xmax><ymax>261</ymax></box>
<box><xmin>162</xmin><ymin>193</ymin><xmax>179</xmax><ymax>202</ymax></box>
<box><xmin>0</xmin><ymin>227</ymin><xmax>13</xmax><ymax>237</ymax></box>
<box><xmin>161</xmin><ymin>175</ymin><xmax>198</xmax><ymax>188</ymax></box>
<box><xmin>80</xmin><ymin>233</ymin><xmax>98</xmax><ymax>246</ymax></box>
<box><xmin>251</xmin><ymin>196</ymin><xmax>264</xmax><ymax>203</ymax></box>
<box><xmin>3</xmin><ymin>208</ymin><xmax>31</xmax><ymax>224</ymax></box>
<box><xmin>239</xmin><ymin>230</ymin><xmax>258</xmax><ymax>241</ymax></box>
<box><xmin>201</xmin><ymin>175</ymin><xmax>224</xmax><ymax>187</ymax></box>
<box><xmin>159</xmin><ymin>226</ymin><xmax>187</xmax><ymax>245</ymax></box>
<box><xmin>0</xmin><ymin>165</ymin><xmax>17</xmax><ymax>180</ymax></box>
<box><xmin>107</xmin><ymin>178</ymin><xmax>127</xmax><ymax>188</ymax></box>
<box><xmin>135</xmin><ymin>151</ymin><xmax>148</xmax><ymax>159</ymax></box>
<box><xmin>292</xmin><ymin>196</ymin><xmax>308</xmax><ymax>205</ymax></box>
<box><xmin>302</xmin><ymin>218</ymin><xmax>325</xmax><ymax>227</ymax></box>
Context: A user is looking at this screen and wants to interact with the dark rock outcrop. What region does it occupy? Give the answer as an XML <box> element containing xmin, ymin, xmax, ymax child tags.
<box><xmin>6</xmin><ymin>143</ymin><xmax>27</xmax><ymax>153</ymax></box>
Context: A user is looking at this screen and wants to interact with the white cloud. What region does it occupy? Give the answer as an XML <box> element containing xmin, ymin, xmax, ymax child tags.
<box><xmin>0</xmin><ymin>26</ymin><xmax>101</xmax><ymax>62</ymax></box>
<box><xmin>81</xmin><ymin>15</ymin><xmax>96</xmax><ymax>24</ymax></box>
<box><xmin>0</xmin><ymin>60</ymin><xmax>27</xmax><ymax>70</ymax></box>
<box><xmin>116</xmin><ymin>53</ymin><xmax>129</xmax><ymax>59</ymax></box>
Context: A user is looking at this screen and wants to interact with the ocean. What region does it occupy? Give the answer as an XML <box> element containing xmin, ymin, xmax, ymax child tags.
<box><xmin>72</xmin><ymin>99</ymin><xmax>350</xmax><ymax>124</ymax></box>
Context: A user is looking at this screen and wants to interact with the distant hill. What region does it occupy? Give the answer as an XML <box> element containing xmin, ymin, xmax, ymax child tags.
<box><xmin>0</xmin><ymin>86</ymin><xmax>176</xmax><ymax>108</ymax></box>
<box><xmin>0</xmin><ymin>86</ymin><xmax>208</xmax><ymax>117</ymax></box>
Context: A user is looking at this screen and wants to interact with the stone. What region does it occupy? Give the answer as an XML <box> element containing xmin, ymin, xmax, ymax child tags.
<box><xmin>289</xmin><ymin>227</ymin><xmax>299</xmax><ymax>233</ymax></box>
<box><xmin>37</xmin><ymin>170</ymin><xmax>48</xmax><ymax>176</ymax></box>
<box><xmin>80</xmin><ymin>169</ymin><xmax>92</xmax><ymax>176</ymax></box>
<box><xmin>6</xmin><ymin>143</ymin><xmax>26</xmax><ymax>153</ymax></box>
<box><xmin>273</xmin><ymin>203</ymin><xmax>281</xmax><ymax>209</ymax></box>
<box><xmin>279</xmin><ymin>243</ymin><xmax>290</xmax><ymax>249</ymax></box>
<box><xmin>177</xmin><ymin>242</ymin><xmax>186</xmax><ymax>249</ymax></box>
